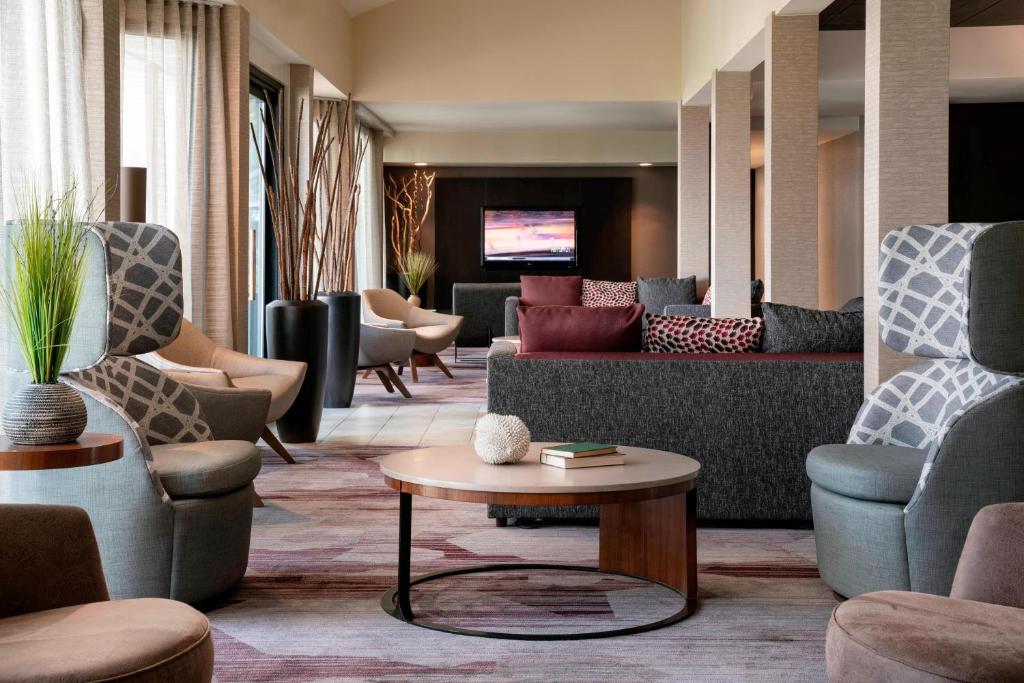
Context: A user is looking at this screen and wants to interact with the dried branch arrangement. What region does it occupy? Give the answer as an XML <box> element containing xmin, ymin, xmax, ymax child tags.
<box><xmin>385</xmin><ymin>168</ymin><xmax>435</xmax><ymax>272</ymax></box>
<box><xmin>250</xmin><ymin>97</ymin><xmax>365</xmax><ymax>301</ymax></box>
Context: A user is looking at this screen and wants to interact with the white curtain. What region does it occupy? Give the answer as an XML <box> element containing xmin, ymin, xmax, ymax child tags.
<box><xmin>0</xmin><ymin>0</ymin><xmax>91</xmax><ymax>219</ymax></box>
<box><xmin>121</xmin><ymin>0</ymin><xmax>238</xmax><ymax>347</ymax></box>
<box><xmin>354</xmin><ymin>123</ymin><xmax>384</xmax><ymax>292</ymax></box>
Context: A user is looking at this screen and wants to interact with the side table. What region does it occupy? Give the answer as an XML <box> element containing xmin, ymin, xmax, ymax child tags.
<box><xmin>0</xmin><ymin>433</ymin><xmax>124</xmax><ymax>471</ymax></box>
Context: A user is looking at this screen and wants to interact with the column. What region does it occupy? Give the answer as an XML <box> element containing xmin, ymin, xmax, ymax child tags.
<box><xmin>864</xmin><ymin>0</ymin><xmax>949</xmax><ymax>392</ymax></box>
<box><xmin>764</xmin><ymin>13</ymin><xmax>819</xmax><ymax>308</ymax></box>
<box><xmin>677</xmin><ymin>106</ymin><xmax>711</xmax><ymax>295</ymax></box>
<box><xmin>223</xmin><ymin>6</ymin><xmax>250</xmax><ymax>351</ymax></box>
<box><xmin>710</xmin><ymin>70</ymin><xmax>751</xmax><ymax>318</ymax></box>
<box><xmin>82</xmin><ymin>0</ymin><xmax>120</xmax><ymax>219</ymax></box>
<box><xmin>288</xmin><ymin>64</ymin><xmax>315</xmax><ymax>191</ymax></box>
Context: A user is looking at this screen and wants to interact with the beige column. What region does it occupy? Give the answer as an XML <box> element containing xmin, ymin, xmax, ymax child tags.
<box><xmin>81</xmin><ymin>0</ymin><xmax>120</xmax><ymax>219</ymax></box>
<box><xmin>223</xmin><ymin>6</ymin><xmax>250</xmax><ymax>351</ymax></box>
<box><xmin>710</xmin><ymin>70</ymin><xmax>751</xmax><ymax>318</ymax></box>
<box><xmin>677</xmin><ymin>106</ymin><xmax>711</xmax><ymax>295</ymax></box>
<box><xmin>288</xmin><ymin>64</ymin><xmax>315</xmax><ymax>190</ymax></box>
<box><xmin>764</xmin><ymin>13</ymin><xmax>819</xmax><ymax>308</ymax></box>
<box><xmin>864</xmin><ymin>0</ymin><xmax>949</xmax><ymax>392</ymax></box>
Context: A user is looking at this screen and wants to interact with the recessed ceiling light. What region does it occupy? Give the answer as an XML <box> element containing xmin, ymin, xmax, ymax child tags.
<box><xmin>414</xmin><ymin>162</ymin><xmax>429</xmax><ymax>167</ymax></box>
<box><xmin>638</xmin><ymin>162</ymin><xmax>653</xmax><ymax>167</ymax></box>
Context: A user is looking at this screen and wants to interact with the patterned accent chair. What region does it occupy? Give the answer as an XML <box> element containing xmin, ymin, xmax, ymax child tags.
<box><xmin>807</xmin><ymin>222</ymin><xmax>1024</xmax><ymax>597</ymax></box>
<box><xmin>1</xmin><ymin>222</ymin><xmax>264</xmax><ymax>603</ymax></box>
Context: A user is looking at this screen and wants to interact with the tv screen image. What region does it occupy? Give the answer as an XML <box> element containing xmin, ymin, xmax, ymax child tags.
<box><xmin>482</xmin><ymin>208</ymin><xmax>576</xmax><ymax>265</ymax></box>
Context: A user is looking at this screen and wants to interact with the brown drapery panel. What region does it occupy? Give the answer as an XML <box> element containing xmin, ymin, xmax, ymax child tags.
<box><xmin>122</xmin><ymin>0</ymin><xmax>248</xmax><ymax>350</ymax></box>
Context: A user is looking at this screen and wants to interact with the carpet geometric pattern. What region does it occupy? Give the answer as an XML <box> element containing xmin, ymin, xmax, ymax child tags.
<box><xmin>206</xmin><ymin>351</ymin><xmax>837</xmax><ymax>681</ymax></box>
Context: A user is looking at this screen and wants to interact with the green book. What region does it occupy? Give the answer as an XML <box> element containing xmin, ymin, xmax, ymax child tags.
<box><xmin>540</xmin><ymin>442</ymin><xmax>618</xmax><ymax>458</ymax></box>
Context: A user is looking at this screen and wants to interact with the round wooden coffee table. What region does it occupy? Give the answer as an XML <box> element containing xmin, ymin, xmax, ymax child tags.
<box><xmin>379</xmin><ymin>442</ymin><xmax>700</xmax><ymax>640</ymax></box>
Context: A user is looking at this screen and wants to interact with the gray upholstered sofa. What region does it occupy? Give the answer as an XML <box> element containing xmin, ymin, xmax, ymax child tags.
<box><xmin>452</xmin><ymin>282</ymin><xmax>520</xmax><ymax>350</ymax></box>
<box><xmin>487</xmin><ymin>343</ymin><xmax>864</xmax><ymax>522</ymax></box>
<box><xmin>808</xmin><ymin>221</ymin><xmax>1024</xmax><ymax>598</ymax></box>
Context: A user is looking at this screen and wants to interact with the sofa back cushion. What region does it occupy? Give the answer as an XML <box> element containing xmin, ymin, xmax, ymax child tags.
<box><xmin>519</xmin><ymin>275</ymin><xmax>583</xmax><ymax>307</ymax></box>
<box><xmin>762</xmin><ymin>302</ymin><xmax>863</xmax><ymax>353</ymax></box>
<box><xmin>582</xmin><ymin>278</ymin><xmax>637</xmax><ymax>307</ymax></box>
<box><xmin>637</xmin><ymin>276</ymin><xmax>697</xmax><ymax>315</ymax></box>
<box><xmin>644</xmin><ymin>313</ymin><xmax>764</xmax><ymax>354</ymax></box>
<box><xmin>518</xmin><ymin>304</ymin><xmax>644</xmax><ymax>352</ymax></box>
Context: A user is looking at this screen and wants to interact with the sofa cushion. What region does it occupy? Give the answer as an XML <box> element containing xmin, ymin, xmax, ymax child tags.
<box><xmin>839</xmin><ymin>296</ymin><xmax>864</xmax><ymax>313</ymax></box>
<box><xmin>0</xmin><ymin>598</ymin><xmax>213</xmax><ymax>682</ymax></box>
<box><xmin>151</xmin><ymin>440</ymin><xmax>261</xmax><ymax>498</ymax></box>
<box><xmin>519</xmin><ymin>275</ymin><xmax>583</xmax><ymax>307</ymax></box>
<box><xmin>517</xmin><ymin>304</ymin><xmax>643</xmax><ymax>352</ymax></box>
<box><xmin>826</xmin><ymin>590</ymin><xmax>1024</xmax><ymax>683</ymax></box>
<box><xmin>514</xmin><ymin>351</ymin><xmax>863</xmax><ymax>362</ymax></box>
<box><xmin>644</xmin><ymin>314</ymin><xmax>764</xmax><ymax>354</ymax></box>
<box><xmin>762</xmin><ymin>302</ymin><xmax>864</xmax><ymax>353</ymax></box>
<box><xmin>582</xmin><ymin>278</ymin><xmax>637</xmax><ymax>307</ymax></box>
<box><xmin>806</xmin><ymin>443</ymin><xmax>928</xmax><ymax>503</ymax></box>
<box><xmin>638</xmin><ymin>276</ymin><xmax>697</xmax><ymax>315</ymax></box>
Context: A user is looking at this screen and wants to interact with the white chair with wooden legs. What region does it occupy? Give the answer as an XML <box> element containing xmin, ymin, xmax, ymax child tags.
<box><xmin>359</xmin><ymin>324</ymin><xmax>415</xmax><ymax>397</ymax></box>
<box><xmin>362</xmin><ymin>288</ymin><xmax>464</xmax><ymax>383</ymax></box>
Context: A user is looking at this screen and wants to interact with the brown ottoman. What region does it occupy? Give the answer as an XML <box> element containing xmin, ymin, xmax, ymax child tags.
<box><xmin>826</xmin><ymin>590</ymin><xmax>1024</xmax><ymax>682</ymax></box>
<box><xmin>0</xmin><ymin>598</ymin><xmax>213</xmax><ymax>682</ymax></box>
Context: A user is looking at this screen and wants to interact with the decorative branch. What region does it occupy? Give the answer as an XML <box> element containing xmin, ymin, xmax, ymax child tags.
<box><xmin>386</xmin><ymin>168</ymin><xmax>435</xmax><ymax>272</ymax></box>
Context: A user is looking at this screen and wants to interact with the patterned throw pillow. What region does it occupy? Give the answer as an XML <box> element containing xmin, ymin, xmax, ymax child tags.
<box><xmin>701</xmin><ymin>288</ymin><xmax>713</xmax><ymax>306</ymax></box>
<box><xmin>644</xmin><ymin>314</ymin><xmax>764</xmax><ymax>354</ymax></box>
<box><xmin>582</xmin><ymin>279</ymin><xmax>637</xmax><ymax>307</ymax></box>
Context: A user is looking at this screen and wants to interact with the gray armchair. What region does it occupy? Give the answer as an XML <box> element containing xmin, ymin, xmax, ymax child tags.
<box><xmin>808</xmin><ymin>221</ymin><xmax>1024</xmax><ymax>597</ymax></box>
<box><xmin>1</xmin><ymin>222</ymin><xmax>261</xmax><ymax>603</ymax></box>
<box><xmin>358</xmin><ymin>323</ymin><xmax>415</xmax><ymax>398</ymax></box>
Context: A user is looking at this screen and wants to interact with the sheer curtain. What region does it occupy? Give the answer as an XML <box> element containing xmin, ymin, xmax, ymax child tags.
<box><xmin>354</xmin><ymin>123</ymin><xmax>383</xmax><ymax>292</ymax></box>
<box><xmin>121</xmin><ymin>0</ymin><xmax>237</xmax><ymax>347</ymax></box>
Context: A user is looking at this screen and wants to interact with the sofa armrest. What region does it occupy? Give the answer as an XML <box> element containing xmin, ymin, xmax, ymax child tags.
<box><xmin>0</xmin><ymin>505</ymin><xmax>109</xmax><ymax>618</ymax></box>
<box><xmin>185</xmin><ymin>384</ymin><xmax>271</xmax><ymax>442</ymax></box>
<box><xmin>504</xmin><ymin>296</ymin><xmax>521</xmax><ymax>335</ymax></box>
<box><xmin>212</xmin><ymin>346</ymin><xmax>306</xmax><ymax>384</ymax></box>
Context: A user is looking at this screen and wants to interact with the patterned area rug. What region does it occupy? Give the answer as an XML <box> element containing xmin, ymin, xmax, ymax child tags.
<box><xmin>207</xmin><ymin>352</ymin><xmax>836</xmax><ymax>681</ymax></box>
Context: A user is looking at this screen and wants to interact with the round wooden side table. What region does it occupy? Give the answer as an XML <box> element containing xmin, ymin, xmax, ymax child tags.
<box><xmin>0</xmin><ymin>433</ymin><xmax>124</xmax><ymax>471</ymax></box>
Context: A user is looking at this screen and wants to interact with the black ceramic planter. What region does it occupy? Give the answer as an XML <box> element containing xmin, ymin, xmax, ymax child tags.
<box><xmin>318</xmin><ymin>291</ymin><xmax>361</xmax><ymax>408</ymax></box>
<box><xmin>266</xmin><ymin>299</ymin><xmax>328</xmax><ymax>443</ymax></box>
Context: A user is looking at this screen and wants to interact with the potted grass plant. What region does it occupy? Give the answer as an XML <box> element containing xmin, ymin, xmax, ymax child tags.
<box><xmin>1</xmin><ymin>187</ymin><xmax>89</xmax><ymax>444</ymax></box>
<box><xmin>399</xmin><ymin>251</ymin><xmax>437</xmax><ymax>308</ymax></box>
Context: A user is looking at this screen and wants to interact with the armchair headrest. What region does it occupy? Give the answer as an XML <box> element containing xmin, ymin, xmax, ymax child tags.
<box><xmin>879</xmin><ymin>222</ymin><xmax>1024</xmax><ymax>373</ymax></box>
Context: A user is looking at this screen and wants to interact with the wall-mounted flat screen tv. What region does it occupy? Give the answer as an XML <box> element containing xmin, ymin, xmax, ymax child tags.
<box><xmin>481</xmin><ymin>207</ymin><xmax>577</xmax><ymax>268</ymax></box>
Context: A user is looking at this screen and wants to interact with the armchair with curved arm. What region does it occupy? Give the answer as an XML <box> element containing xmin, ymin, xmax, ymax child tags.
<box><xmin>362</xmin><ymin>288</ymin><xmax>464</xmax><ymax>382</ymax></box>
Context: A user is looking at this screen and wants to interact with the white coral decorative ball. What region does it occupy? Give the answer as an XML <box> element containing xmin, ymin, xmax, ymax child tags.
<box><xmin>474</xmin><ymin>413</ymin><xmax>531</xmax><ymax>465</ymax></box>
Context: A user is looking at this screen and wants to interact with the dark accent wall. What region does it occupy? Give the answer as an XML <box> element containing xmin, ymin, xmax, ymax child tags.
<box><xmin>950</xmin><ymin>103</ymin><xmax>1024</xmax><ymax>223</ymax></box>
<box><xmin>428</xmin><ymin>177</ymin><xmax>631</xmax><ymax>310</ymax></box>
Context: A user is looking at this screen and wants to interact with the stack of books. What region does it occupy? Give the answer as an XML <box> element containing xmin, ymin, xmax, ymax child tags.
<box><xmin>539</xmin><ymin>442</ymin><xmax>625</xmax><ymax>469</ymax></box>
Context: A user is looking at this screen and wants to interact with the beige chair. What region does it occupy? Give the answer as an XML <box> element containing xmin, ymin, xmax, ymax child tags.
<box><xmin>0</xmin><ymin>504</ymin><xmax>214</xmax><ymax>681</ymax></box>
<box><xmin>148</xmin><ymin>320</ymin><xmax>306</xmax><ymax>464</ymax></box>
<box><xmin>358</xmin><ymin>323</ymin><xmax>416</xmax><ymax>398</ymax></box>
<box><xmin>362</xmin><ymin>288</ymin><xmax>464</xmax><ymax>382</ymax></box>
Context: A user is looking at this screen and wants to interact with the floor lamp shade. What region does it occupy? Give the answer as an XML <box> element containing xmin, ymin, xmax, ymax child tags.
<box><xmin>120</xmin><ymin>166</ymin><xmax>147</xmax><ymax>222</ymax></box>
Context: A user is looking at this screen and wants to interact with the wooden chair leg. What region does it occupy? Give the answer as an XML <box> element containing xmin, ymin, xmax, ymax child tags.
<box><xmin>261</xmin><ymin>426</ymin><xmax>296</xmax><ymax>464</ymax></box>
<box><xmin>375</xmin><ymin>368</ymin><xmax>395</xmax><ymax>393</ymax></box>
<box><xmin>432</xmin><ymin>354</ymin><xmax>454</xmax><ymax>379</ymax></box>
<box><xmin>362</xmin><ymin>368</ymin><xmax>373</xmax><ymax>379</ymax></box>
<box><xmin>253</xmin><ymin>491</ymin><xmax>265</xmax><ymax>507</ymax></box>
<box><xmin>410</xmin><ymin>358</ymin><xmax>419</xmax><ymax>383</ymax></box>
<box><xmin>385</xmin><ymin>364</ymin><xmax>412</xmax><ymax>398</ymax></box>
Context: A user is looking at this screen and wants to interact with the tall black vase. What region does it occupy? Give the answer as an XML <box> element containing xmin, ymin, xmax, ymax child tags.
<box><xmin>318</xmin><ymin>291</ymin><xmax>361</xmax><ymax>408</ymax></box>
<box><xmin>266</xmin><ymin>299</ymin><xmax>328</xmax><ymax>443</ymax></box>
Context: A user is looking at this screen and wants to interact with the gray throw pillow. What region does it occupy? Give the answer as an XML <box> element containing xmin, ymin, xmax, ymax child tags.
<box><xmin>637</xmin><ymin>276</ymin><xmax>697</xmax><ymax>316</ymax></box>
<box><xmin>839</xmin><ymin>296</ymin><xmax>864</xmax><ymax>313</ymax></box>
<box><xmin>762</xmin><ymin>302</ymin><xmax>863</xmax><ymax>353</ymax></box>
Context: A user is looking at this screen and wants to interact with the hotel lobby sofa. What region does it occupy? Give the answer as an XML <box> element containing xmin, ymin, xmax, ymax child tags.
<box><xmin>452</xmin><ymin>282</ymin><xmax>521</xmax><ymax>349</ymax></box>
<box><xmin>487</xmin><ymin>342</ymin><xmax>863</xmax><ymax>522</ymax></box>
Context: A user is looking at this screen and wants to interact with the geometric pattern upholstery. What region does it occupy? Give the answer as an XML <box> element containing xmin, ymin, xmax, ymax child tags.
<box><xmin>848</xmin><ymin>359</ymin><xmax>1024</xmax><ymax>452</ymax></box>
<box><xmin>90</xmin><ymin>222</ymin><xmax>184</xmax><ymax>356</ymax></box>
<box><xmin>878</xmin><ymin>223</ymin><xmax>990</xmax><ymax>359</ymax></box>
<box><xmin>65</xmin><ymin>356</ymin><xmax>211</xmax><ymax>445</ymax></box>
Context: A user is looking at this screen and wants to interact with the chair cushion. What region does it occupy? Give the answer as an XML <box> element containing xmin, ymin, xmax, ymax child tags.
<box><xmin>806</xmin><ymin>443</ymin><xmax>928</xmax><ymax>503</ymax></box>
<box><xmin>151</xmin><ymin>440</ymin><xmax>261</xmax><ymax>498</ymax></box>
<box><xmin>826</xmin><ymin>590</ymin><xmax>1024</xmax><ymax>683</ymax></box>
<box><xmin>411</xmin><ymin>323</ymin><xmax>461</xmax><ymax>354</ymax></box>
<box><xmin>232</xmin><ymin>373</ymin><xmax>296</xmax><ymax>422</ymax></box>
<box><xmin>0</xmin><ymin>598</ymin><xmax>213</xmax><ymax>682</ymax></box>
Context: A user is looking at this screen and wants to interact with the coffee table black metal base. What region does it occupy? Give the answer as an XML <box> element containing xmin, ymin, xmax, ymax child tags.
<box><xmin>381</xmin><ymin>492</ymin><xmax>693</xmax><ymax>640</ymax></box>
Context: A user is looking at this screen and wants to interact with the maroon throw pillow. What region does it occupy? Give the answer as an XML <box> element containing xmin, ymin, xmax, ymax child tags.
<box><xmin>519</xmin><ymin>275</ymin><xmax>583</xmax><ymax>307</ymax></box>
<box><xmin>582</xmin><ymin>279</ymin><xmax>637</xmax><ymax>307</ymax></box>
<box><xmin>644</xmin><ymin>313</ymin><xmax>763</xmax><ymax>353</ymax></box>
<box><xmin>518</xmin><ymin>304</ymin><xmax>644</xmax><ymax>353</ymax></box>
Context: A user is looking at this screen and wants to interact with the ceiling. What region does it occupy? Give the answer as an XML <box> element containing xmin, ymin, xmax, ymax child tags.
<box><xmin>339</xmin><ymin>0</ymin><xmax>398</xmax><ymax>17</ymax></box>
<box><xmin>820</xmin><ymin>0</ymin><xmax>1024</xmax><ymax>29</ymax></box>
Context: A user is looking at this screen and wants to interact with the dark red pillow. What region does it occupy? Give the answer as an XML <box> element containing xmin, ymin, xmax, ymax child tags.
<box><xmin>518</xmin><ymin>304</ymin><xmax>644</xmax><ymax>353</ymax></box>
<box><xmin>519</xmin><ymin>275</ymin><xmax>583</xmax><ymax>307</ymax></box>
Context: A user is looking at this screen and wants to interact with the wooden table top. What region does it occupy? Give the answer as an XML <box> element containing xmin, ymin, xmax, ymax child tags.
<box><xmin>381</xmin><ymin>442</ymin><xmax>699</xmax><ymax>505</ymax></box>
<box><xmin>0</xmin><ymin>433</ymin><xmax>124</xmax><ymax>471</ymax></box>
